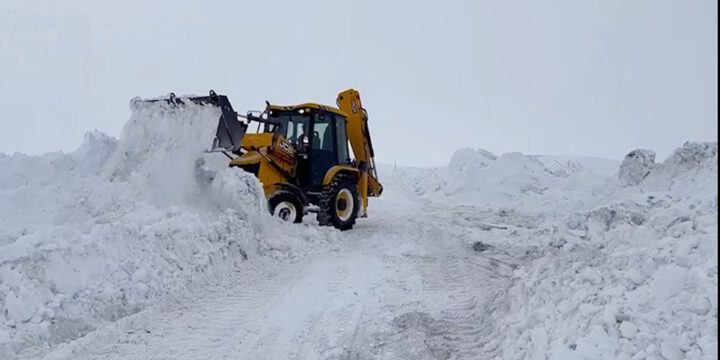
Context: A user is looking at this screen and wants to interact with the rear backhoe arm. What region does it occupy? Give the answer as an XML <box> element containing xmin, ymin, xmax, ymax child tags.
<box><xmin>336</xmin><ymin>90</ymin><xmax>383</xmax><ymax>210</ymax></box>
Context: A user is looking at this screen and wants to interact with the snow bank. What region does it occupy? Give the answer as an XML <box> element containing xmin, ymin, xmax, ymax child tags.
<box><xmin>385</xmin><ymin>142</ymin><xmax>716</xmax><ymax>359</ymax></box>
<box><xmin>387</xmin><ymin>148</ymin><xmax>618</xmax><ymax>214</ymax></box>
<box><xmin>0</xmin><ymin>99</ymin><xmax>325</xmax><ymax>358</ymax></box>
<box><xmin>497</xmin><ymin>142</ymin><xmax>718</xmax><ymax>360</ymax></box>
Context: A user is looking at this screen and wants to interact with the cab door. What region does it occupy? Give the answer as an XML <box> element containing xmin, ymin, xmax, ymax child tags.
<box><xmin>307</xmin><ymin>112</ymin><xmax>356</xmax><ymax>189</ymax></box>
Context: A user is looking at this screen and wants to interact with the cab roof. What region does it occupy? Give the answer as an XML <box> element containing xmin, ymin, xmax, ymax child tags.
<box><xmin>268</xmin><ymin>103</ymin><xmax>348</xmax><ymax>117</ymax></box>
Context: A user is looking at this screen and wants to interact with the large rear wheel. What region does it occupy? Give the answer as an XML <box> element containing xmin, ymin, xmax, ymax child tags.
<box><xmin>318</xmin><ymin>174</ymin><xmax>359</xmax><ymax>231</ymax></box>
<box><xmin>268</xmin><ymin>191</ymin><xmax>304</xmax><ymax>223</ymax></box>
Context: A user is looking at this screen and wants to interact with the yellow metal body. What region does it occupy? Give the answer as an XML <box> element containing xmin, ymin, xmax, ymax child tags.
<box><xmin>230</xmin><ymin>152</ymin><xmax>290</xmax><ymax>196</ymax></box>
<box><xmin>229</xmin><ymin>89</ymin><xmax>382</xmax><ymax>213</ymax></box>
<box><xmin>230</xmin><ymin>133</ymin><xmax>296</xmax><ymax>196</ymax></box>
<box><xmin>240</xmin><ymin>133</ymin><xmax>274</xmax><ymax>150</ymax></box>
<box><xmin>322</xmin><ymin>165</ymin><xmax>360</xmax><ymax>185</ymax></box>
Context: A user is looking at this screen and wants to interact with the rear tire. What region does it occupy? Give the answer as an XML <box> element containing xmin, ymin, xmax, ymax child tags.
<box><xmin>318</xmin><ymin>174</ymin><xmax>359</xmax><ymax>231</ymax></box>
<box><xmin>268</xmin><ymin>191</ymin><xmax>304</xmax><ymax>223</ymax></box>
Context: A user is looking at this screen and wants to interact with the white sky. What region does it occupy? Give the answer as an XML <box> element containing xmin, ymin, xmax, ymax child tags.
<box><xmin>0</xmin><ymin>0</ymin><xmax>717</xmax><ymax>166</ymax></box>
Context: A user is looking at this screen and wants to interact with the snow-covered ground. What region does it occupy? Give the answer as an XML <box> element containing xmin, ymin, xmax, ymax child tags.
<box><xmin>0</xmin><ymin>100</ymin><xmax>335</xmax><ymax>358</ymax></box>
<box><xmin>0</xmin><ymin>99</ymin><xmax>716</xmax><ymax>359</ymax></box>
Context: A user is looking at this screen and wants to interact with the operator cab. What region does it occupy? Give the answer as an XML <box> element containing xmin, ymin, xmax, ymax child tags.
<box><xmin>265</xmin><ymin>104</ymin><xmax>352</xmax><ymax>189</ymax></box>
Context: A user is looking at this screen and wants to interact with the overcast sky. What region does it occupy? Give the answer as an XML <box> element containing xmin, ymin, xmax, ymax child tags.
<box><xmin>0</xmin><ymin>0</ymin><xmax>717</xmax><ymax>166</ymax></box>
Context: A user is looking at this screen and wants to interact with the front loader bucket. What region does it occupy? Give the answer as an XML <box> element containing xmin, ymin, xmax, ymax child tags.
<box><xmin>134</xmin><ymin>90</ymin><xmax>247</xmax><ymax>153</ymax></box>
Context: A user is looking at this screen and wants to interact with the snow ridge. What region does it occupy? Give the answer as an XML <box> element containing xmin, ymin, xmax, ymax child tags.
<box><xmin>500</xmin><ymin>142</ymin><xmax>717</xmax><ymax>359</ymax></box>
<box><xmin>387</xmin><ymin>147</ymin><xmax>617</xmax><ymax>214</ymax></box>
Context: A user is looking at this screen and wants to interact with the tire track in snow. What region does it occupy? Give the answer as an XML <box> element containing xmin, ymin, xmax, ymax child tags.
<box><xmin>409</xmin><ymin>217</ymin><xmax>517</xmax><ymax>359</ymax></box>
<box><xmin>42</xmin><ymin>257</ymin><xmax>310</xmax><ymax>360</ymax></box>
<box><xmin>331</xmin><ymin>205</ymin><xmax>523</xmax><ymax>359</ymax></box>
<box><xmin>42</xmin><ymin>198</ymin><xmax>528</xmax><ymax>360</ymax></box>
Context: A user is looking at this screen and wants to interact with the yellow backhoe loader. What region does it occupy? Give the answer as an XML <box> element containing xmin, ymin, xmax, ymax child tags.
<box><xmin>146</xmin><ymin>89</ymin><xmax>382</xmax><ymax>230</ymax></box>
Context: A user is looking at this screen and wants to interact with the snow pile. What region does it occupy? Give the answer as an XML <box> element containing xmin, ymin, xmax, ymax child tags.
<box><xmin>388</xmin><ymin>148</ymin><xmax>617</xmax><ymax>213</ymax></box>
<box><xmin>105</xmin><ymin>99</ymin><xmax>228</xmax><ymax>207</ymax></box>
<box><xmin>385</xmin><ymin>142</ymin><xmax>716</xmax><ymax>359</ymax></box>
<box><xmin>498</xmin><ymin>142</ymin><xmax>718</xmax><ymax>360</ymax></box>
<box><xmin>636</xmin><ymin>142</ymin><xmax>718</xmax><ymax>201</ymax></box>
<box><xmin>0</xmin><ymin>99</ymin><xmax>324</xmax><ymax>358</ymax></box>
<box><xmin>618</xmin><ymin>149</ymin><xmax>656</xmax><ymax>186</ymax></box>
<box><xmin>538</xmin><ymin>155</ymin><xmax>621</xmax><ymax>178</ymax></box>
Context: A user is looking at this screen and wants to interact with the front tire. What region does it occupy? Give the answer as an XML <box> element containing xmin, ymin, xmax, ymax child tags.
<box><xmin>268</xmin><ymin>191</ymin><xmax>304</xmax><ymax>223</ymax></box>
<box><xmin>318</xmin><ymin>174</ymin><xmax>359</xmax><ymax>231</ymax></box>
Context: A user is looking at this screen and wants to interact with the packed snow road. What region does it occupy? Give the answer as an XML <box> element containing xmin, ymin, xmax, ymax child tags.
<box><xmin>41</xmin><ymin>192</ymin><xmax>524</xmax><ymax>360</ymax></box>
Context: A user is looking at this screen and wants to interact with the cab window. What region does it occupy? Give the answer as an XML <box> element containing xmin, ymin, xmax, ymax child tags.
<box><xmin>312</xmin><ymin>115</ymin><xmax>335</xmax><ymax>151</ymax></box>
<box><xmin>270</xmin><ymin>114</ymin><xmax>309</xmax><ymax>144</ymax></box>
